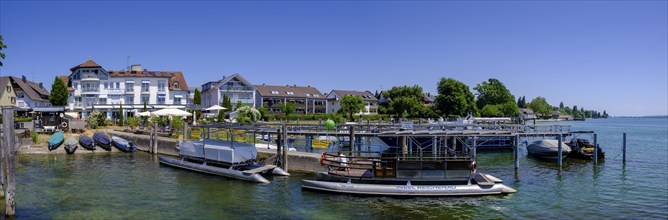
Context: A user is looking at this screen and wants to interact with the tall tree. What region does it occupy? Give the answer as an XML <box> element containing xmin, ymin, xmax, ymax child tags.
<box><xmin>434</xmin><ymin>78</ymin><xmax>477</xmax><ymax>117</ymax></box>
<box><xmin>340</xmin><ymin>95</ymin><xmax>365</xmax><ymax>120</ymax></box>
<box><xmin>49</xmin><ymin>76</ymin><xmax>68</xmax><ymax>106</ymax></box>
<box><xmin>0</xmin><ymin>35</ymin><xmax>6</xmax><ymax>66</ymax></box>
<box><xmin>390</xmin><ymin>96</ymin><xmax>421</xmax><ymax>118</ymax></box>
<box><xmin>474</xmin><ymin>78</ymin><xmax>515</xmax><ymax>110</ymax></box>
<box><xmin>236</xmin><ymin>100</ymin><xmax>243</xmax><ymax>110</ymax></box>
<box><xmin>527</xmin><ymin>96</ymin><xmax>551</xmax><ymax>116</ymax></box>
<box><xmin>559</xmin><ymin>102</ymin><xmax>564</xmax><ymax>109</ymax></box>
<box><xmin>383</xmin><ymin>85</ymin><xmax>426</xmax><ymax>118</ymax></box>
<box><xmin>193</xmin><ymin>88</ymin><xmax>201</xmax><ymax>105</ymax></box>
<box><xmin>222</xmin><ymin>94</ymin><xmax>232</xmax><ymax>112</ymax></box>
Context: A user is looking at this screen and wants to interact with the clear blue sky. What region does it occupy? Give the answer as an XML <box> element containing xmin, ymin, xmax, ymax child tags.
<box><xmin>1</xmin><ymin>1</ymin><xmax>666</xmax><ymax>116</ymax></box>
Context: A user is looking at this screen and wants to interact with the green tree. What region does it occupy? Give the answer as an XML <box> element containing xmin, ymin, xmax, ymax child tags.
<box><xmin>118</xmin><ymin>103</ymin><xmax>124</xmax><ymax>126</ymax></box>
<box><xmin>383</xmin><ymin>85</ymin><xmax>423</xmax><ymax>101</ymax></box>
<box><xmin>258</xmin><ymin>106</ymin><xmax>268</xmax><ymax>121</ymax></box>
<box><xmin>480</xmin><ymin>104</ymin><xmax>502</xmax><ymax>117</ymax></box>
<box><xmin>0</xmin><ymin>35</ymin><xmax>6</xmax><ymax>66</ymax></box>
<box><xmin>222</xmin><ymin>95</ymin><xmax>232</xmax><ymax>112</ymax></box>
<box><xmin>390</xmin><ymin>96</ymin><xmax>421</xmax><ymax>118</ymax></box>
<box><xmin>499</xmin><ymin>101</ymin><xmax>520</xmax><ymax>117</ymax></box>
<box><xmin>279</xmin><ymin>102</ymin><xmax>296</xmax><ymax>116</ymax></box>
<box><xmin>235</xmin><ymin>100</ymin><xmax>243</xmax><ymax>110</ymax></box>
<box><xmin>235</xmin><ymin>106</ymin><xmax>261</xmax><ymax>124</ymax></box>
<box><xmin>434</xmin><ymin>78</ymin><xmax>477</xmax><ymax>117</ymax></box>
<box><xmin>49</xmin><ymin>76</ymin><xmax>69</xmax><ymax>106</ymax></box>
<box><xmin>193</xmin><ymin>88</ymin><xmax>201</xmax><ymax>105</ymax></box>
<box><xmin>527</xmin><ymin>96</ymin><xmax>551</xmax><ymax>116</ymax></box>
<box><xmin>602</xmin><ymin>110</ymin><xmax>608</xmax><ymax>118</ymax></box>
<box><xmin>126</xmin><ymin>117</ymin><xmax>140</xmax><ymax>130</ymax></box>
<box><xmin>559</xmin><ymin>102</ymin><xmax>564</xmax><ymax>109</ymax></box>
<box><xmin>474</xmin><ymin>78</ymin><xmax>515</xmax><ymax>110</ymax></box>
<box><xmin>340</xmin><ymin>95</ymin><xmax>365</xmax><ymax>120</ymax></box>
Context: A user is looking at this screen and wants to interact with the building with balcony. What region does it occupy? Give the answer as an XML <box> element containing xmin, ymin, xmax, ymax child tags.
<box><xmin>201</xmin><ymin>73</ymin><xmax>256</xmax><ymax>109</ymax></box>
<box><xmin>63</xmin><ymin>59</ymin><xmax>189</xmax><ymax>119</ymax></box>
<box><xmin>255</xmin><ymin>84</ymin><xmax>326</xmax><ymax>114</ymax></box>
<box><xmin>325</xmin><ymin>90</ymin><xmax>378</xmax><ymax>115</ymax></box>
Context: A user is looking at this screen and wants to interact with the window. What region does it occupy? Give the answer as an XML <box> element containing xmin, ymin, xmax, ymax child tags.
<box><xmin>6</xmin><ymin>86</ymin><xmax>10</xmax><ymax>92</ymax></box>
<box><xmin>141</xmin><ymin>95</ymin><xmax>150</xmax><ymax>104</ymax></box>
<box><xmin>99</xmin><ymin>98</ymin><xmax>107</xmax><ymax>105</ymax></box>
<box><xmin>104</xmin><ymin>82</ymin><xmax>109</xmax><ymax>89</ymax></box>
<box><xmin>141</xmin><ymin>81</ymin><xmax>150</xmax><ymax>92</ymax></box>
<box><xmin>115</xmin><ymin>82</ymin><xmax>120</xmax><ymax>89</ymax></box>
<box><xmin>305</xmin><ymin>94</ymin><xmax>311</xmax><ymax>97</ymax></box>
<box><xmin>157</xmin><ymin>95</ymin><xmax>165</xmax><ymax>104</ymax></box>
<box><xmin>314</xmin><ymin>94</ymin><xmax>320</xmax><ymax>97</ymax></box>
<box><xmin>173</xmin><ymin>82</ymin><xmax>179</xmax><ymax>89</ymax></box>
<box><xmin>158</xmin><ymin>81</ymin><xmax>166</xmax><ymax>92</ymax></box>
<box><xmin>10</xmin><ymin>97</ymin><xmax>15</xmax><ymax>104</ymax></box>
<box><xmin>271</xmin><ymin>91</ymin><xmax>279</xmax><ymax>95</ymax></box>
<box><xmin>126</xmin><ymin>82</ymin><xmax>134</xmax><ymax>92</ymax></box>
<box><xmin>73</xmin><ymin>83</ymin><xmax>78</xmax><ymax>89</ymax></box>
<box><xmin>17</xmin><ymin>93</ymin><xmax>24</xmax><ymax>98</ymax></box>
<box><xmin>125</xmin><ymin>96</ymin><xmax>134</xmax><ymax>105</ymax></box>
<box><xmin>174</xmin><ymin>97</ymin><xmax>182</xmax><ymax>104</ymax></box>
<box><xmin>286</xmin><ymin>91</ymin><xmax>294</xmax><ymax>95</ymax></box>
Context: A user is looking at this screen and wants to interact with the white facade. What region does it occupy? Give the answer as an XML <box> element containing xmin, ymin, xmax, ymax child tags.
<box><xmin>201</xmin><ymin>73</ymin><xmax>256</xmax><ymax>109</ymax></box>
<box><xmin>66</xmin><ymin>61</ymin><xmax>188</xmax><ymax>119</ymax></box>
<box><xmin>325</xmin><ymin>90</ymin><xmax>378</xmax><ymax>115</ymax></box>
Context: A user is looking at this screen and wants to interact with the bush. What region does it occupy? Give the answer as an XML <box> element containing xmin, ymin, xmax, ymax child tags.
<box><xmin>171</xmin><ymin>117</ymin><xmax>184</xmax><ymax>131</ymax></box>
<box><xmin>126</xmin><ymin>117</ymin><xmax>140</xmax><ymax>130</ymax></box>
<box><xmin>30</xmin><ymin>130</ymin><xmax>38</xmax><ymax>143</ymax></box>
<box><xmin>86</xmin><ymin>111</ymin><xmax>106</xmax><ymax>129</ymax></box>
<box><xmin>15</xmin><ymin>117</ymin><xmax>32</xmax><ymax>122</ymax></box>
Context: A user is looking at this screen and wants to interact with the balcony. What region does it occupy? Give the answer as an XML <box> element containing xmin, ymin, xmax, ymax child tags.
<box><xmin>81</xmin><ymin>88</ymin><xmax>100</xmax><ymax>95</ymax></box>
<box><xmin>220</xmin><ymin>86</ymin><xmax>254</xmax><ymax>92</ymax></box>
<box><xmin>81</xmin><ymin>75</ymin><xmax>100</xmax><ymax>81</ymax></box>
<box><xmin>125</xmin><ymin>88</ymin><xmax>135</xmax><ymax>94</ymax></box>
<box><xmin>108</xmin><ymin>89</ymin><xmax>124</xmax><ymax>95</ymax></box>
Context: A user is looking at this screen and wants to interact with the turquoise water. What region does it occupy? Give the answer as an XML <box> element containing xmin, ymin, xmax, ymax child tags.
<box><xmin>3</xmin><ymin>118</ymin><xmax>667</xmax><ymax>219</ymax></box>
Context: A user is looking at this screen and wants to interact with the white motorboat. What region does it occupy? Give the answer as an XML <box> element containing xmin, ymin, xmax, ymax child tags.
<box><xmin>526</xmin><ymin>139</ymin><xmax>571</xmax><ymax>160</ymax></box>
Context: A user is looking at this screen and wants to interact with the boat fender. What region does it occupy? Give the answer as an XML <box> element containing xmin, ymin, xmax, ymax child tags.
<box><xmin>471</xmin><ymin>161</ymin><xmax>476</xmax><ymax>173</ymax></box>
<box><xmin>320</xmin><ymin>153</ymin><xmax>326</xmax><ymax>166</ymax></box>
<box><xmin>61</xmin><ymin>121</ymin><xmax>68</xmax><ymax>128</ymax></box>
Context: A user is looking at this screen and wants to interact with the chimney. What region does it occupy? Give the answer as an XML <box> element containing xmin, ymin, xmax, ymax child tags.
<box><xmin>22</xmin><ymin>75</ymin><xmax>27</xmax><ymax>83</ymax></box>
<box><xmin>293</xmin><ymin>84</ymin><xmax>296</xmax><ymax>87</ymax></box>
<box><xmin>130</xmin><ymin>64</ymin><xmax>142</xmax><ymax>72</ymax></box>
<box><xmin>39</xmin><ymin>82</ymin><xmax>43</xmax><ymax>89</ymax></box>
<box><xmin>307</xmin><ymin>85</ymin><xmax>310</xmax><ymax>87</ymax></box>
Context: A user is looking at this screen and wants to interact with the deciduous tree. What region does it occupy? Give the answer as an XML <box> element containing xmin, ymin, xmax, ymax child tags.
<box><xmin>434</xmin><ymin>78</ymin><xmax>477</xmax><ymax>117</ymax></box>
<box><xmin>340</xmin><ymin>95</ymin><xmax>365</xmax><ymax>120</ymax></box>
<box><xmin>474</xmin><ymin>78</ymin><xmax>515</xmax><ymax>110</ymax></box>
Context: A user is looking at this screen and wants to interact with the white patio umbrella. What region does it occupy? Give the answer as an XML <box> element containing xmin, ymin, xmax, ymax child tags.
<box><xmin>204</xmin><ymin>105</ymin><xmax>226</xmax><ymax>111</ymax></box>
<box><xmin>137</xmin><ymin>111</ymin><xmax>152</xmax><ymax>117</ymax></box>
<box><xmin>151</xmin><ymin>108</ymin><xmax>192</xmax><ymax>117</ymax></box>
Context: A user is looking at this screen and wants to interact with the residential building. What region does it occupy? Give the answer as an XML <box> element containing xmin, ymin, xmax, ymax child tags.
<box><xmin>9</xmin><ymin>75</ymin><xmax>51</xmax><ymax>111</ymax></box>
<box><xmin>64</xmin><ymin>59</ymin><xmax>189</xmax><ymax>119</ymax></box>
<box><xmin>255</xmin><ymin>84</ymin><xmax>326</xmax><ymax>114</ymax></box>
<box><xmin>325</xmin><ymin>90</ymin><xmax>378</xmax><ymax>114</ymax></box>
<box><xmin>201</xmin><ymin>73</ymin><xmax>256</xmax><ymax>109</ymax></box>
<box><xmin>0</xmin><ymin>77</ymin><xmax>17</xmax><ymax>107</ymax></box>
<box><xmin>520</xmin><ymin>108</ymin><xmax>536</xmax><ymax>120</ymax></box>
<box><xmin>423</xmin><ymin>92</ymin><xmax>435</xmax><ymax>106</ymax></box>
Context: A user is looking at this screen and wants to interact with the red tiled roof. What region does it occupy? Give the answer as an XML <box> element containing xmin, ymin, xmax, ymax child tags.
<box><xmin>107</xmin><ymin>70</ymin><xmax>188</xmax><ymax>91</ymax></box>
<box><xmin>70</xmin><ymin>59</ymin><xmax>102</xmax><ymax>71</ymax></box>
<box><xmin>58</xmin><ymin>75</ymin><xmax>73</xmax><ymax>91</ymax></box>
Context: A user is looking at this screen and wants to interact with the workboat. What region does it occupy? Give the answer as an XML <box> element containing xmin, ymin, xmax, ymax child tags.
<box><xmin>111</xmin><ymin>136</ymin><xmax>136</xmax><ymax>153</ymax></box>
<box><xmin>302</xmin><ymin>149</ymin><xmax>516</xmax><ymax>196</ymax></box>
<box><xmin>526</xmin><ymin>139</ymin><xmax>571</xmax><ymax>160</ymax></box>
<box><xmin>79</xmin><ymin>135</ymin><xmax>96</xmax><ymax>151</ymax></box>
<box><xmin>567</xmin><ymin>138</ymin><xmax>605</xmax><ymax>160</ymax></box>
<box><xmin>159</xmin><ymin>139</ymin><xmax>290</xmax><ymax>183</ymax></box>
<box><xmin>48</xmin><ymin>131</ymin><xmax>64</xmax><ymax>151</ymax></box>
<box><xmin>64</xmin><ymin>136</ymin><xmax>78</xmax><ymax>154</ymax></box>
<box><xmin>93</xmin><ymin>132</ymin><xmax>112</xmax><ymax>151</ymax></box>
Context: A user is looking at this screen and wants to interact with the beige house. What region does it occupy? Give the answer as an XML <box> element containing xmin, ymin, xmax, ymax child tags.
<box><xmin>0</xmin><ymin>77</ymin><xmax>17</xmax><ymax>107</ymax></box>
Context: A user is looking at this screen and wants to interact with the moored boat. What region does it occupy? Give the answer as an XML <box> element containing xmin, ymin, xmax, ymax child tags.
<box><xmin>567</xmin><ymin>138</ymin><xmax>605</xmax><ymax>160</ymax></box>
<box><xmin>48</xmin><ymin>131</ymin><xmax>65</xmax><ymax>151</ymax></box>
<box><xmin>526</xmin><ymin>139</ymin><xmax>571</xmax><ymax>160</ymax></box>
<box><xmin>79</xmin><ymin>135</ymin><xmax>96</xmax><ymax>151</ymax></box>
<box><xmin>64</xmin><ymin>136</ymin><xmax>78</xmax><ymax>154</ymax></box>
<box><xmin>159</xmin><ymin>125</ymin><xmax>289</xmax><ymax>183</ymax></box>
<box><xmin>302</xmin><ymin>148</ymin><xmax>516</xmax><ymax>196</ymax></box>
<box><xmin>111</xmin><ymin>136</ymin><xmax>136</xmax><ymax>152</ymax></box>
<box><xmin>93</xmin><ymin>132</ymin><xmax>112</xmax><ymax>151</ymax></box>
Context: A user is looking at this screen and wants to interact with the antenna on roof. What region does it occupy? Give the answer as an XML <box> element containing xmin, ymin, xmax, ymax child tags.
<box><xmin>126</xmin><ymin>56</ymin><xmax>131</xmax><ymax>71</ymax></box>
<box><xmin>88</xmin><ymin>56</ymin><xmax>92</xmax><ymax>60</ymax></box>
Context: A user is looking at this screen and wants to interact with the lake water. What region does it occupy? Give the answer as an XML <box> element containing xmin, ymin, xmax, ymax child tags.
<box><xmin>3</xmin><ymin>117</ymin><xmax>667</xmax><ymax>219</ymax></box>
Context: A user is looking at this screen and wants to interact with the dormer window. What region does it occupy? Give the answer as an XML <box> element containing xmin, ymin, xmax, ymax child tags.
<box><xmin>271</xmin><ymin>91</ymin><xmax>279</xmax><ymax>95</ymax></box>
<box><xmin>286</xmin><ymin>91</ymin><xmax>294</xmax><ymax>95</ymax></box>
<box><xmin>173</xmin><ymin>82</ymin><xmax>179</xmax><ymax>89</ymax></box>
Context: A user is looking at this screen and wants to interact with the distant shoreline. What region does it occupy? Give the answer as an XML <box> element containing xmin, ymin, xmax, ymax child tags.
<box><xmin>613</xmin><ymin>115</ymin><xmax>668</xmax><ymax>119</ymax></box>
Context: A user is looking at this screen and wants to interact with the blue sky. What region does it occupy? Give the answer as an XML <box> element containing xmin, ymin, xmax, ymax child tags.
<box><xmin>1</xmin><ymin>1</ymin><xmax>666</xmax><ymax>116</ymax></box>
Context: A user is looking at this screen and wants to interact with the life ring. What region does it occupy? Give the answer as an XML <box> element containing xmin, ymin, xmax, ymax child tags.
<box><xmin>320</xmin><ymin>153</ymin><xmax>326</xmax><ymax>166</ymax></box>
<box><xmin>61</xmin><ymin>121</ymin><xmax>68</xmax><ymax>128</ymax></box>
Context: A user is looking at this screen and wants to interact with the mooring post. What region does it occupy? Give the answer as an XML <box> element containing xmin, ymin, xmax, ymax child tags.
<box><xmin>558</xmin><ymin>133</ymin><xmax>563</xmax><ymax>168</ymax></box>
<box><xmin>593</xmin><ymin>133</ymin><xmax>598</xmax><ymax>164</ymax></box>
<box><xmin>514</xmin><ymin>134</ymin><xmax>520</xmax><ymax>170</ymax></box>
<box><xmin>276</xmin><ymin>128</ymin><xmax>282</xmax><ymax>167</ymax></box>
<box><xmin>282</xmin><ymin>123</ymin><xmax>288</xmax><ymax>172</ymax></box>
<box><xmin>472</xmin><ymin>136</ymin><xmax>477</xmax><ymax>160</ymax></box>
<box><xmin>622</xmin><ymin>133</ymin><xmax>627</xmax><ymax>163</ymax></box>
<box><xmin>152</xmin><ymin>122</ymin><xmax>158</xmax><ymax>154</ymax></box>
<box><xmin>2</xmin><ymin>107</ymin><xmax>16</xmax><ymax>216</ymax></box>
<box><xmin>349</xmin><ymin>125</ymin><xmax>355</xmax><ymax>156</ymax></box>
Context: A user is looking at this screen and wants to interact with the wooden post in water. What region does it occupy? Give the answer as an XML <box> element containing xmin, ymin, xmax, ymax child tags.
<box><xmin>349</xmin><ymin>125</ymin><xmax>355</xmax><ymax>156</ymax></box>
<box><xmin>282</xmin><ymin>124</ymin><xmax>288</xmax><ymax>171</ymax></box>
<box><xmin>152</xmin><ymin>122</ymin><xmax>158</xmax><ymax>154</ymax></box>
<box><xmin>593</xmin><ymin>133</ymin><xmax>598</xmax><ymax>164</ymax></box>
<box><xmin>276</xmin><ymin>128</ymin><xmax>282</xmax><ymax>167</ymax></box>
<box><xmin>557</xmin><ymin>133</ymin><xmax>563</xmax><ymax>168</ymax></box>
<box><xmin>622</xmin><ymin>133</ymin><xmax>627</xmax><ymax>163</ymax></box>
<box><xmin>514</xmin><ymin>134</ymin><xmax>520</xmax><ymax>170</ymax></box>
<box><xmin>2</xmin><ymin>107</ymin><xmax>16</xmax><ymax>216</ymax></box>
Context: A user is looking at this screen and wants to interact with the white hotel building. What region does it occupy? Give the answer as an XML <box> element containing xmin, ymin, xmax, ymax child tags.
<box><xmin>63</xmin><ymin>59</ymin><xmax>189</xmax><ymax>119</ymax></box>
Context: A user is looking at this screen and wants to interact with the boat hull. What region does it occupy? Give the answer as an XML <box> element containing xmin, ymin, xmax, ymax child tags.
<box><xmin>527</xmin><ymin>139</ymin><xmax>571</xmax><ymax>160</ymax></box>
<box><xmin>159</xmin><ymin>156</ymin><xmax>286</xmax><ymax>184</ymax></box>
<box><xmin>112</xmin><ymin>136</ymin><xmax>136</xmax><ymax>153</ymax></box>
<box><xmin>93</xmin><ymin>132</ymin><xmax>112</xmax><ymax>151</ymax></box>
<box><xmin>48</xmin><ymin>132</ymin><xmax>65</xmax><ymax>151</ymax></box>
<box><xmin>79</xmin><ymin>135</ymin><xmax>96</xmax><ymax>151</ymax></box>
<box><xmin>302</xmin><ymin>174</ymin><xmax>516</xmax><ymax>196</ymax></box>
